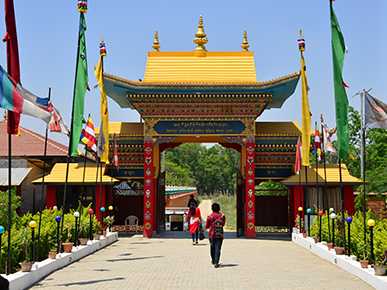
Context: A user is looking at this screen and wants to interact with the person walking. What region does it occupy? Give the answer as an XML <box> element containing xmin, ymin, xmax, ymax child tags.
<box><xmin>187</xmin><ymin>194</ymin><xmax>198</xmax><ymax>207</ymax></box>
<box><xmin>206</xmin><ymin>203</ymin><xmax>225</xmax><ymax>268</ymax></box>
<box><xmin>185</xmin><ymin>204</ymin><xmax>201</xmax><ymax>245</ymax></box>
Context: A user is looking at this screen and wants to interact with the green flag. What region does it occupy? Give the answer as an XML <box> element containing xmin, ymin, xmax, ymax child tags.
<box><xmin>70</xmin><ymin>12</ymin><xmax>88</xmax><ymax>156</ymax></box>
<box><xmin>330</xmin><ymin>1</ymin><xmax>349</xmax><ymax>159</ymax></box>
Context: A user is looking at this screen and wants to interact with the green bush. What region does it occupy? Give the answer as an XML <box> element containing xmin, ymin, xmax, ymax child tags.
<box><xmin>0</xmin><ymin>203</ymin><xmax>102</xmax><ymax>273</ymax></box>
<box><xmin>310</xmin><ymin>209</ymin><xmax>387</xmax><ymax>262</ymax></box>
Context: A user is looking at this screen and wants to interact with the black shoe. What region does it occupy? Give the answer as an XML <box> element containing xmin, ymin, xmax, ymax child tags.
<box><xmin>211</xmin><ymin>261</ymin><xmax>214</xmax><ymax>265</ymax></box>
<box><xmin>214</xmin><ymin>264</ymin><xmax>220</xmax><ymax>268</ymax></box>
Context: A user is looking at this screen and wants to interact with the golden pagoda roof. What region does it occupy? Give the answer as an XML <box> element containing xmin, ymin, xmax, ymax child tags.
<box><xmin>143</xmin><ymin>51</ymin><xmax>257</xmax><ymax>83</ymax></box>
<box><xmin>32</xmin><ymin>163</ymin><xmax>120</xmax><ymax>185</ymax></box>
<box><xmin>280</xmin><ymin>164</ymin><xmax>362</xmax><ymax>185</ymax></box>
<box><xmin>256</xmin><ymin>121</ymin><xmax>301</xmax><ymax>136</ymax></box>
<box><xmin>95</xmin><ymin>122</ymin><xmax>143</xmax><ymax>136</ymax></box>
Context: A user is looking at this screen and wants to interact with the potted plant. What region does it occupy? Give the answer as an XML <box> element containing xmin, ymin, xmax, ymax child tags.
<box><xmin>103</xmin><ymin>215</ymin><xmax>115</xmax><ymax>236</ymax></box>
<box><xmin>334</xmin><ymin>217</ymin><xmax>344</xmax><ymax>255</ymax></box>
<box><xmin>357</xmin><ymin>242</ymin><xmax>368</xmax><ymax>269</ymax></box>
<box><xmin>62</xmin><ymin>223</ymin><xmax>74</xmax><ymax>253</ymax></box>
<box><xmin>49</xmin><ymin>244</ymin><xmax>57</xmax><ymax>259</ymax></box>
<box><xmin>374</xmin><ymin>249</ymin><xmax>387</xmax><ymax>276</ymax></box>
<box><xmin>294</xmin><ymin>214</ymin><xmax>304</xmax><ymax>235</ymax></box>
<box><xmin>19</xmin><ymin>227</ymin><xmax>34</xmax><ymax>272</ymax></box>
<box><xmin>78</xmin><ymin>219</ymin><xmax>89</xmax><ymax>245</ymax></box>
<box><xmin>93</xmin><ymin>220</ymin><xmax>103</xmax><ymax>240</ymax></box>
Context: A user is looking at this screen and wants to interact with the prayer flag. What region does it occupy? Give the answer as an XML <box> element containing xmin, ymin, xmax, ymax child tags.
<box><xmin>330</xmin><ymin>1</ymin><xmax>349</xmax><ymax>159</ymax></box>
<box><xmin>69</xmin><ymin>12</ymin><xmax>88</xmax><ymax>157</ymax></box>
<box><xmin>80</xmin><ymin>114</ymin><xmax>97</xmax><ymax>153</ymax></box>
<box><xmin>97</xmin><ymin>121</ymin><xmax>106</xmax><ymax>158</ymax></box>
<box><xmin>295</xmin><ymin>136</ymin><xmax>302</xmax><ymax>175</ymax></box>
<box><xmin>298</xmin><ymin>31</ymin><xmax>311</xmax><ymax>166</ymax></box>
<box><xmin>113</xmin><ymin>133</ymin><xmax>119</xmax><ymax>169</ymax></box>
<box><xmin>321</xmin><ymin>115</ymin><xmax>337</xmax><ymax>154</ymax></box>
<box><xmin>4</xmin><ymin>0</ymin><xmax>21</xmax><ymax>134</ymax></box>
<box><xmin>49</xmin><ymin>106</ymin><xmax>69</xmax><ymax>135</ymax></box>
<box><xmin>364</xmin><ymin>92</ymin><xmax>387</xmax><ymax>129</ymax></box>
<box><xmin>314</xmin><ymin>122</ymin><xmax>322</xmax><ymax>163</ymax></box>
<box><xmin>94</xmin><ymin>40</ymin><xmax>109</xmax><ymax>163</ymax></box>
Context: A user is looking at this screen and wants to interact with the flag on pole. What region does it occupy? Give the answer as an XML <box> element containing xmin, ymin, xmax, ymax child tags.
<box><xmin>298</xmin><ymin>31</ymin><xmax>311</xmax><ymax>166</ymax></box>
<box><xmin>94</xmin><ymin>39</ymin><xmax>109</xmax><ymax>163</ymax></box>
<box><xmin>97</xmin><ymin>121</ymin><xmax>106</xmax><ymax>158</ymax></box>
<box><xmin>364</xmin><ymin>92</ymin><xmax>387</xmax><ymax>129</ymax></box>
<box><xmin>4</xmin><ymin>0</ymin><xmax>21</xmax><ymax>135</ymax></box>
<box><xmin>330</xmin><ymin>1</ymin><xmax>349</xmax><ymax>159</ymax></box>
<box><xmin>314</xmin><ymin>122</ymin><xmax>322</xmax><ymax>163</ymax></box>
<box><xmin>49</xmin><ymin>106</ymin><xmax>69</xmax><ymax>135</ymax></box>
<box><xmin>321</xmin><ymin>114</ymin><xmax>337</xmax><ymax>154</ymax></box>
<box><xmin>113</xmin><ymin>133</ymin><xmax>119</xmax><ymax>169</ymax></box>
<box><xmin>69</xmin><ymin>12</ymin><xmax>88</xmax><ymax>157</ymax></box>
<box><xmin>295</xmin><ymin>136</ymin><xmax>302</xmax><ymax>175</ymax></box>
<box><xmin>80</xmin><ymin>114</ymin><xmax>97</xmax><ymax>153</ymax></box>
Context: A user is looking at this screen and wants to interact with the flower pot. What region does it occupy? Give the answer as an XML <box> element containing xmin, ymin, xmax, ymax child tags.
<box><xmin>334</xmin><ymin>247</ymin><xmax>344</xmax><ymax>255</ymax></box>
<box><xmin>49</xmin><ymin>252</ymin><xmax>57</xmax><ymax>259</ymax></box>
<box><xmin>313</xmin><ymin>237</ymin><xmax>320</xmax><ymax>244</ymax></box>
<box><xmin>93</xmin><ymin>233</ymin><xmax>101</xmax><ymax>240</ymax></box>
<box><xmin>20</xmin><ymin>262</ymin><xmax>34</xmax><ymax>272</ymax></box>
<box><xmin>327</xmin><ymin>243</ymin><xmax>333</xmax><ymax>251</ymax></box>
<box><xmin>103</xmin><ymin>230</ymin><xmax>107</xmax><ymax>237</ymax></box>
<box><xmin>374</xmin><ymin>264</ymin><xmax>387</xmax><ymax>276</ymax></box>
<box><xmin>79</xmin><ymin>238</ymin><xmax>88</xmax><ymax>245</ymax></box>
<box><xmin>302</xmin><ymin>233</ymin><xmax>307</xmax><ymax>238</ymax></box>
<box><xmin>359</xmin><ymin>260</ymin><xmax>369</xmax><ymax>269</ymax></box>
<box><xmin>62</xmin><ymin>242</ymin><xmax>74</xmax><ymax>253</ymax></box>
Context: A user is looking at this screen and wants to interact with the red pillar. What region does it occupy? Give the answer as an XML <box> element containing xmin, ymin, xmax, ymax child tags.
<box><xmin>245</xmin><ymin>136</ymin><xmax>256</xmax><ymax>239</ymax></box>
<box><xmin>143</xmin><ymin>136</ymin><xmax>154</xmax><ymax>238</ymax></box>
<box><xmin>46</xmin><ymin>185</ymin><xmax>56</xmax><ymax>208</ymax></box>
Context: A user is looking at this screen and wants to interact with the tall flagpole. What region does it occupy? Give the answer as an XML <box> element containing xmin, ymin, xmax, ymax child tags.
<box><xmin>339</xmin><ymin>159</ymin><xmax>346</xmax><ymax>254</ymax></box>
<box><xmin>321</xmin><ymin>122</ymin><xmax>330</xmax><ymax>241</ymax></box>
<box><xmin>7</xmin><ymin>126</ymin><xmax>11</xmax><ymax>274</ymax></box>
<box><xmin>361</xmin><ymin>89</ymin><xmax>366</xmax><ymax>245</ymax></box>
<box><xmin>36</xmin><ymin>87</ymin><xmax>51</xmax><ymax>260</ymax></box>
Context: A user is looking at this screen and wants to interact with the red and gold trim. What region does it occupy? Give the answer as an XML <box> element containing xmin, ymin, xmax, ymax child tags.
<box><xmin>143</xmin><ymin>136</ymin><xmax>154</xmax><ymax>237</ymax></box>
<box><xmin>245</xmin><ymin>135</ymin><xmax>256</xmax><ymax>238</ymax></box>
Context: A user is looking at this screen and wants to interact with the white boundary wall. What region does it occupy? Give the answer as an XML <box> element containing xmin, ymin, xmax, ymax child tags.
<box><xmin>1</xmin><ymin>232</ymin><xmax>118</xmax><ymax>290</ymax></box>
<box><xmin>292</xmin><ymin>233</ymin><xmax>387</xmax><ymax>290</ymax></box>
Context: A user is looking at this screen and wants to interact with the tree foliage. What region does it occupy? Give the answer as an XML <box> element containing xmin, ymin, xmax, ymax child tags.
<box><xmin>165</xmin><ymin>144</ymin><xmax>240</xmax><ymax>195</ymax></box>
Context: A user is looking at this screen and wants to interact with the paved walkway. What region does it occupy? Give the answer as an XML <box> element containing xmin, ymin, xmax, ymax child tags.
<box><xmin>198</xmin><ymin>199</ymin><xmax>212</xmax><ymax>221</ymax></box>
<box><xmin>28</xmin><ymin>233</ymin><xmax>374</xmax><ymax>290</ymax></box>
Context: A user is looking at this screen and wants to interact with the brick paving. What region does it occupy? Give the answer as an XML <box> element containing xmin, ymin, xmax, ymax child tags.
<box><xmin>28</xmin><ymin>232</ymin><xmax>374</xmax><ymax>290</ymax></box>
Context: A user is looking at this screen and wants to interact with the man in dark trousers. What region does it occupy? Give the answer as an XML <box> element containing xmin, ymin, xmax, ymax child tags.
<box><xmin>206</xmin><ymin>202</ymin><xmax>226</xmax><ymax>268</ymax></box>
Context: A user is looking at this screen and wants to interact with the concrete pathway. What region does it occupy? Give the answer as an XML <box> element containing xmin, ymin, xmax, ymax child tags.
<box><xmin>28</xmin><ymin>233</ymin><xmax>374</xmax><ymax>290</ymax></box>
<box><xmin>198</xmin><ymin>199</ymin><xmax>212</xmax><ymax>221</ymax></box>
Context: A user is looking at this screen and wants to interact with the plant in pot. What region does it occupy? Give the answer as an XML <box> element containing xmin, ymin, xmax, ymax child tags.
<box><xmin>294</xmin><ymin>214</ymin><xmax>304</xmax><ymax>235</ymax></box>
<box><xmin>78</xmin><ymin>219</ymin><xmax>89</xmax><ymax>245</ymax></box>
<box><xmin>62</xmin><ymin>223</ymin><xmax>74</xmax><ymax>253</ymax></box>
<box><xmin>19</xmin><ymin>227</ymin><xmax>34</xmax><ymax>272</ymax></box>
<box><xmin>334</xmin><ymin>216</ymin><xmax>344</xmax><ymax>255</ymax></box>
<box><xmin>374</xmin><ymin>249</ymin><xmax>387</xmax><ymax>276</ymax></box>
<box><xmin>49</xmin><ymin>244</ymin><xmax>58</xmax><ymax>259</ymax></box>
<box><xmin>93</xmin><ymin>220</ymin><xmax>103</xmax><ymax>240</ymax></box>
<box><xmin>357</xmin><ymin>242</ymin><xmax>368</xmax><ymax>269</ymax></box>
<box><xmin>103</xmin><ymin>215</ymin><xmax>115</xmax><ymax>236</ymax></box>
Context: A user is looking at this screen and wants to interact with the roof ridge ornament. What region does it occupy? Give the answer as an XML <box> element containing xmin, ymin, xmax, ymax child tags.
<box><xmin>152</xmin><ymin>29</ymin><xmax>161</xmax><ymax>51</ymax></box>
<box><xmin>241</xmin><ymin>29</ymin><xmax>249</xmax><ymax>52</ymax></box>
<box><xmin>193</xmin><ymin>15</ymin><xmax>208</xmax><ymax>56</ymax></box>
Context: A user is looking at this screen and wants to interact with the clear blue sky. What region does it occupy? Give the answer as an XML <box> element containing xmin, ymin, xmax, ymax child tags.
<box><xmin>0</xmin><ymin>1</ymin><xmax>386</xmax><ymax>149</ymax></box>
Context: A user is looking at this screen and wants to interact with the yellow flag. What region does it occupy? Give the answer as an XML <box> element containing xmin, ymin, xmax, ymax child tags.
<box><xmin>301</xmin><ymin>52</ymin><xmax>311</xmax><ymax>166</ymax></box>
<box><xmin>94</xmin><ymin>57</ymin><xmax>109</xmax><ymax>163</ymax></box>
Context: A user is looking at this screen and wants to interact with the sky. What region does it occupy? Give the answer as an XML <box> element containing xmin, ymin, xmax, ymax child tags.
<box><xmin>0</xmin><ymin>0</ymin><xmax>386</xmax><ymax>149</ymax></box>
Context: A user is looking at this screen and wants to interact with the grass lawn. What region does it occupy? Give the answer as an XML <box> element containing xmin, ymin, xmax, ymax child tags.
<box><xmin>199</xmin><ymin>194</ymin><xmax>236</xmax><ymax>231</ymax></box>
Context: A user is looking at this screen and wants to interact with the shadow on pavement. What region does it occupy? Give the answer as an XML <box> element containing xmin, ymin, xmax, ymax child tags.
<box><xmin>107</xmin><ymin>256</ymin><xmax>163</xmax><ymax>262</ymax></box>
<box><xmin>255</xmin><ymin>232</ymin><xmax>291</xmax><ymax>241</ymax></box>
<box><xmin>56</xmin><ymin>277</ymin><xmax>125</xmax><ymax>287</ymax></box>
<box><xmin>219</xmin><ymin>263</ymin><xmax>238</xmax><ymax>268</ymax></box>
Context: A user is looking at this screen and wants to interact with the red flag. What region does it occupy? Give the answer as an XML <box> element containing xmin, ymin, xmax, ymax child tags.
<box><xmin>295</xmin><ymin>136</ymin><xmax>302</xmax><ymax>174</ymax></box>
<box><xmin>314</xmin><ymin>122</ymin><xmax>322</xmax><ymax>163</ymax></box>
<box><xmin>3</xmin><ymin>0</ymin><xmax>21</xmax><ymax>134</ymax></box>
<box><xmin>113</xmin><ymin>133</ymin><xmax>119</xmax><ymax>169</ymax></box>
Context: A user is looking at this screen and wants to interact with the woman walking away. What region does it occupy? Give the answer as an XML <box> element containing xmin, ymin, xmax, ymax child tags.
<box><xmin>185</xmin><ymin>204</ymin><xmax>201</xmax><ymax>245</ymax></box>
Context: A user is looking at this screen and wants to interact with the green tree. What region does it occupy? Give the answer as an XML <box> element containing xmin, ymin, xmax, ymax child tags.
<box><xmin>0</xmin><ymin>187</ymin><xmax>21</xmax><ymax>230</ymax></box>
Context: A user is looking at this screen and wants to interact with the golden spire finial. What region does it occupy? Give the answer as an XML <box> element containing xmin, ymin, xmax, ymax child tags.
<box><xmin>3</xmin><ymin>110</ymin><xmax>6</xmax><ymax>121</ymax></box>
<box><xmin>241</xmin><ymin>29</ymin><xmax>249</xmax><ymax>52</ymax></box>
<box><xmin>152</xmin><ymin>29</ymin><xmax>161</xmax><ymax>51</ymax></box>
<box><xmin>193</xmin><ymin>15</ymin><xmax>208</xmax><ymax>52</ymax></box>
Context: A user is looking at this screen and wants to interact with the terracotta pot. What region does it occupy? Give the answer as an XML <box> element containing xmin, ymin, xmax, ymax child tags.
<box><xmin>334</xmin><ymin>247</ymin><xmax>344</xmax><ymax>255</ymax></box>
<box><xmin>359</xmin><ymin>260</ymin><xmax>369</xmax><ymax>269</ymax></box>
<box><xmin>327</xmin><ymin>243</ymin><xmax>333</xmax><ymax>251</ymax></box>
<box><xmin>62</xmin><ymin>242</ymin><xmax>74</xmax><ymax>253</ymax></box>
<box><xmin>49</xmin><ymin>252</ymin><xmax>57</xmax><ymax>259</ymax></box>
<box><xmin>20</xmin><ymin>262</ymin><xmax>34</xmax><ymax>272</ymax></box>
<box><xmin>302</xmin><ymin>233</ymin><xmax>307</xmax><ymax>238</ymax></box>
<box><xmin>78</xmin><ymin>238</ymin><xmax>88</xmax><ymax>245</ymax></box>
<box><xmin>374</xmin><ymin>264</ymin><xmax>387</xmax><ymax>276</ymax></box>
<box><xmin>93</xmin><ymin>233</ymin><xmax>101</xmax><ymax>240</ymax></box>
<box><xmin>103</xmin><ymin>230</ymin><xmax>107</xmax><ymax>237</ymax></box>
<box><xmin>313</xmin><ymin>237</ymin><xmax>320</xmax><ymax>244</ymax></box>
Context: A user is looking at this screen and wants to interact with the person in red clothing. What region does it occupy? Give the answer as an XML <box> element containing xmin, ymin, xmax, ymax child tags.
<box><xmin>185</xmin><ymin>204</ymin><xmax>202</xmax><ymax>245</ymax></box>
<box><xmin>206</xmin><ymin>203</ymin><xmax>226</xmax><ymax>268</ymax></box>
